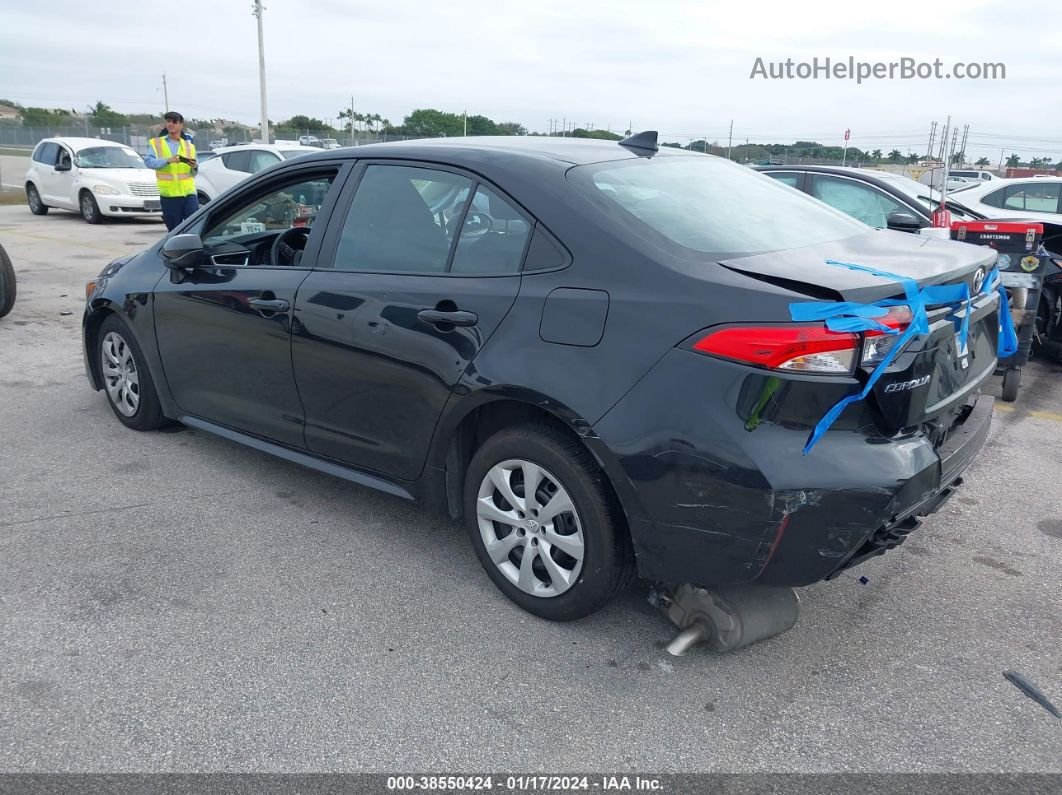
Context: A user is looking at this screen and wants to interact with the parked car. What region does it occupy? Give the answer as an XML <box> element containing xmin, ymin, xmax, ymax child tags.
<box><xmin>82</xmin><ymin>137</ymin><xmax>1000</xmax><ymax>621</ymax></box>
<box><xmin>945</xmin><ymin>177</ymin><xmax>1062</xmax><ymax>222</ymax></box>
<box><xmin>298</xmin><ymin>135</ymin><xmax>322</xmax><ymax>147</ymax></box>
<box><xmin>756</xmin><ymin>165</ymin><xmax>983</xmax><ymax>235</ymax></box>
<box><xmin>319</xmin><ymin>138</ymin><xmax>342</xmax><ymax>150</ymax></box>
<box><xmin>949</xmin><ymin>169</ymin><xmax>998</xmax><ymax>183</ymax></box>
<box><xmin>194</xmin><ymin>143</ymin><xmax>320</xmax><ymax>204</ymax></box>
<box><xmin>24</xmin><ymin>138</ymin><xmax>162</xmax><ymax>224</ymax></box>
<box><xmin>0</xmin><ymin>241</ymin><xmax>15</xmax><ymax>319</ymax></box>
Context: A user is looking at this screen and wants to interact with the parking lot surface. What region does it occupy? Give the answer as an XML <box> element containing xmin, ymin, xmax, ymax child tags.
<box><xmin>1</xmin><ymin>204</ymin><xmax>1060</xmax><ymax>772</ymax></box>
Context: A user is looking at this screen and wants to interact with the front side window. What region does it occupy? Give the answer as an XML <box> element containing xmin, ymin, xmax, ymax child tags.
<box><xmin>568</xmin><ymin>156</ymin><xmax>867</xmax><ymax>257</ymax></box>
<box><xmin>980</xmin><ymin>188</ymin><xmax>1006</xmax><ymax>209</ymax></box>
<box><xmin>34</xmin><ymin>142</ymin><xmax>59</xmax><ymax>165</ymax></box>
<box><xmin>808</xmin><ymin>175</ymin><xmax>908</xmax><ymax>229</ymax></box>
<box><xmin>332</xmin><ymin>165</ymin><xmax>472</xmax><ymax>273</ymax></box>
<box><xmin>202</xmin><ymin>172</ymin><xmax>338</xmax><ymax>248</ymax></box>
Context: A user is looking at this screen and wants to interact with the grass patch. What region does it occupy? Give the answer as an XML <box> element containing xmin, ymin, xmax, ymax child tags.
<box><xmin>0</xmin><ymin>191</ymin><xmax>26</xmax><ymax>205</ymax></box>
<box><xmin>0</xmin><ymin>147</ymin><xmax>31</xmax><ymax>157</ymax></box>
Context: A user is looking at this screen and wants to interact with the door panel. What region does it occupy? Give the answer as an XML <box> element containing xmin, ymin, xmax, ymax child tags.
<box><xmin>154</xmin><ymin>267</ymin><xmax>311</xmax><ymax>446</ymax></box>
<box><xmin>292</xmin><ymin>272</ymin><xmax>520</xmax><ymax>479</ymax></box>
<box><xmin>291</xmin><ymin>162</ymin><xmax>531</xmax><ymax>480</ymax></box>
<box><xmin>152</xmin><ymin>165</ymin><xmax>347</xmax><ymax>447</ymax></box>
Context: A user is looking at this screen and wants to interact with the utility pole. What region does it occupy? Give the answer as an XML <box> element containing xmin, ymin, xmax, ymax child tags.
<box><xmin>703</xmin><ymin>136</ymin><xmax>707</xmax><ymax>154</ymax></box>
<box><xmin>253</xmin><ymin>0</ymin><xmax>269</xmax><ymax>144</ymax></box>
<box><xmin>998</xmin><ymin>147</ymin><xmax>1005</xmax><ymax>175</ymax></box>
<box><xmin>162</xmin><ymin>73</ymin><xmax>169</xmax><ymax>112</ymax></box>
<box><xmin>562</xmin><ymin>117</ymin><xmax>566</xmax><ymax>137</ymax></box>
<box><xmin>926</xmin><ymin>121</ymin><xmax>937</xmax><ymax>159</ymax></box>
<box><xmin>350</xmin><ymin>96</ymin><xmax>355</xmax><ymax>145</ymax></box>
<box><xmin>463</xmin><ymin>109</ymin><xmax>467</xmax><ymax>137</ymax></box>
<box><xmin>727</xmin><ymin>120</ymin><xmax>733</xmax><ymax>160</ymax></box>
<box><xmin>958</xmin><ymin>124</ymin><xmax>969</xmax><ymax>166</ymax></box>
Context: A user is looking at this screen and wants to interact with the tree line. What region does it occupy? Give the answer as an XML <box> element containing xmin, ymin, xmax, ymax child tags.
<box><xmin>1</xmin><ymin>99</ymin><xmax>1058</xmax><ymax>169</ymax></box>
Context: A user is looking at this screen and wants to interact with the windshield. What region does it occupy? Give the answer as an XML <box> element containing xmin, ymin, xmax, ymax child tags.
<box><xmin>75</xmin><ymin>146</ymin><xmax>145</xmax><ymax>169</ymax></box>
<box><xmin>569</xmin><ymin>156</ymin><xmax>868</xmax><ymax>257</ymax></box>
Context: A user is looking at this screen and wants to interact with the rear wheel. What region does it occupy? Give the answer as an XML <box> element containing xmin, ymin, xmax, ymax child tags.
<box><xmin>196</xmin><ymin>191</ymin><xmax>211</xmax><ymax>206</ymax></box>
<box><xmin>80</xmin><ymin>191</ymin><xmax>103</xmax><ymax>224</ymax></box>
<box><xmin>26</xmin><ymin>184</ymin><xmax>48</xmax><ymax>215</ymax></box>
<box><xmin>97</xmin><ymin>314</ymin><xmax>166</xmax><ymax>430</ymax></box>
<box><xmin>0</xmin><ymin>242</ymin><xmax>15</xmax><ymax>319</ymax></box>
<box><xmin>464</xmin><ymin>424</ymin><xmax>633</xmax><ymax>621</ymax></box>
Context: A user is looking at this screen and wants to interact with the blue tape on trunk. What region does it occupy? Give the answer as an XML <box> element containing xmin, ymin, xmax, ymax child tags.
<box><xmin>789</xmin><ymin>260</ymin><xmax>1016</xmax><ymax>454</ymax></box>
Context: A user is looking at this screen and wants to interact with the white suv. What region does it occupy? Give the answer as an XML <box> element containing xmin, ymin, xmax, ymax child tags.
<box><xmin>24</xmin><ymin>138</ymin><xmax>162</xmax><ymax>224</ymax></box>
<box><xmin>194</xmin><ymin>143</ymin><xmax>320</xmax><ymax>203</ymax></box>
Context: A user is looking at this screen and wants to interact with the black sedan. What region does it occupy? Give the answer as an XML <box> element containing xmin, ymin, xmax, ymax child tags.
<box><xmin>83</xmin><ymin>135</ymin><xmax>1001</xmax><ymax>620</ymax></box>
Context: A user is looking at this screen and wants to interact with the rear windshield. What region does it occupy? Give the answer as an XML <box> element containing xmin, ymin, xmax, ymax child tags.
<box><xmin>568</xmin><ymin>156</ymin><xmax>867</xmax><ymax>257</ymax></box>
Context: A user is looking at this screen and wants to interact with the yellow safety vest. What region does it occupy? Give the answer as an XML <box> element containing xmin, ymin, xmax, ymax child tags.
<box><xmin>149</xmin><ymin>136</ymin><xmax>197</xmax><ymax>197</ymax></box>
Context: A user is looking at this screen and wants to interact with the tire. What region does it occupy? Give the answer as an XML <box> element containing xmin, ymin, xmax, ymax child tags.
<box><xmin>463</xmin><ymin>423</ymin><xmax>633</xmax><ymax>621</ymax></box>
<box><xmin>26</xmin><ymin>184</ymin><xmax>48</xmax><ymax>215</ymax></box>
<box><xmin>1001</xmin><ymin>368</ymin><xmax>1020</xmax><ymax>403</ymax></box>
<box><xmin>0</xmin><ymin>242</ymin><xmax>15</xmax><ymax>319</ymax></box>
<box><xmin>97</xmin><ymin>314</ymin><xmax>166</xmax><ymax>430</ymax></box>
<box><xmin>197</xmin><ymin>191</ymin><xmax>211</xmax><ymax>206</ymax></box>
<box><xmin>80</xmin><ymin>191</ymin><xmax>103</xmax><ymax>224</ymax></box>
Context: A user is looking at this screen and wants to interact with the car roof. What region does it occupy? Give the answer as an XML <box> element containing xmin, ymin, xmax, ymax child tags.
<box><xmin>37</xmin><ymin>137</ymin><xmax>132</xmax><ymax>152</ymax></box>
<box><xmin>287</xmin><ymin>135</ymin><xmax>701</xmax><ymax>172</ymax></box>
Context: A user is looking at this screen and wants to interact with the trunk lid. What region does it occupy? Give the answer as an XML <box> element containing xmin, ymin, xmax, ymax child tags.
<box><xmin>721</xmin><ymin>230</ymin><xmax>1000</xmax><ymax>430</ymax></box>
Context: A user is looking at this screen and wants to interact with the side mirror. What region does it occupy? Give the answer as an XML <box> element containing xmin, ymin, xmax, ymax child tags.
<box><xmin>886</xmin><ymin>212</ymin><xmax>922</xmax><ymax>233</ymax></box>
<box><xmin>161</xmin><ymin>233</ymin><xmax>204</xmax><ymax>269</ymax></box>
<box><xmin>56</xmin><ymin>161</ymin><xmax>72</xmax><ymax>172</ymax></box>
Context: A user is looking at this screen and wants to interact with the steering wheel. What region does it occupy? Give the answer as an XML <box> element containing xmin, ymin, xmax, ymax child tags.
<box><xmin>270</xmin><ymin>226</ymin><xmax>311</xmax><ymax>267</ymax></box>
<box><xmin>446</xmin><ymin>211</ymin><xmax>494</xmax><ymax>240</ymax></box>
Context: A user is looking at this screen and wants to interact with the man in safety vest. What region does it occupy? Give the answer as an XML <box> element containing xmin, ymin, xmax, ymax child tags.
<box><xmin>144</xmin><ymin>111</ymin><xmax>199</xmax><ymax>231</ymax></box>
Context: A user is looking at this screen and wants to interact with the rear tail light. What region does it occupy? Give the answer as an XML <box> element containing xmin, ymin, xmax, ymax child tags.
<box><xmin>693</xmin><ymin>325</ymin><xmax>860</xmax><ymax>374</ymax></box>
<box><xmin>693</xmin><ymin>305</ymin><xmax>914</xmax><ymax>375</ymax></box>
<box><xmin>860</xmin><ymin>305</ymin><xmax>912</xmax><ymax>366</ymax></box>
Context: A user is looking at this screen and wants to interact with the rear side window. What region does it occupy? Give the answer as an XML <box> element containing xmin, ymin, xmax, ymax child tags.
<box><xmin>1001</xmin><ymin>183</ymin><xmax>1061</xmax><ymax>214</ymax></box>
<box><xmin>764</xmin><ymin>172</ymin><xmax>802</xmax><ymax>188</ymax></box>
<box><xmin>569</xmin><ymin>156</ymin><xmax>867</xmax><ymax>257</ymax></box>
<box><xmin>33</xmin><ymin>142</ymin><xmax>59</xmax><ymax>165</ymax></box>
<box><xmin>332</xmin><ymin>165</ymin><xmax>472</xmax><ymax>273</ymax></box>
<box><xmin>980</xmin><ymin>188</ymin><xmax>1006</xmax><ymax>209</ymax></box>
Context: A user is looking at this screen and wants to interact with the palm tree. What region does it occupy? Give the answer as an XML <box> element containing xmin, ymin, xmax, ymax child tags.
<box><xmin>975</xmin><ymin>157</ymin><xmax>990</xmax><ymax>167</ymax></box>
<box><xmin>887</xmin><ymin>149</ymin><xmax>903</xmax><ymax>163</ymax></box>
<box><xmin>1006</xmin><ymin>154</ymin><xmax>1021</xmax><ymax>168</ymax></box>
<box><xmin>871</xmin><ymin>149</ymin><xmax>883</xmax><ymax>161</ymax></box>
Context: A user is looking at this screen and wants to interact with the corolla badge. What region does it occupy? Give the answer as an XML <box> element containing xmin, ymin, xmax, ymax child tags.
<box><xmin>884</xmin><ymin>375</ymin><xmax>931</xmax><ymax>393</ymax></box>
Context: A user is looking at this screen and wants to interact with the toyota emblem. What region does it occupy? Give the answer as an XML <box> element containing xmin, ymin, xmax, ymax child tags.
<box><xmin>972</xmin><ymin>267</ymin><xmax>986</xmax><ymax>293</ymax></box>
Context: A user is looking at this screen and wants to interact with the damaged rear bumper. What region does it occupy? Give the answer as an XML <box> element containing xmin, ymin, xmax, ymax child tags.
<box><xmin>590</xmin><ymin>349</ymin><xmax>995</xmax><ymax>590</ymax></box>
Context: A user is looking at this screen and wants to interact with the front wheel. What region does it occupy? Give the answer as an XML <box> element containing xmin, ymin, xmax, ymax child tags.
<box><xmin>80</xmin><ymin>191</ymin><xmax>103</xmax><ymax>224</ymax></box>
<box><xmin>97</xmin><ymin>314</ymin><xmax>166</xmax><ymax>430</ymax></box>
<box><xmin>197</xmin><ymin>191</ymin><xmax>211</xmax><ymax>206</ymax></box>
<box><xmin>463</xmin><ymin>424</ymin><xmax>633</xmax><ymax>621</ymax></box>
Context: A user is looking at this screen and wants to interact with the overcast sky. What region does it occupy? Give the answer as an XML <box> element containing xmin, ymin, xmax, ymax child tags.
<box><xmin>2</xmin><ymin>0</ymin><xmax>1061</xmax><ymax>162</ymax></box>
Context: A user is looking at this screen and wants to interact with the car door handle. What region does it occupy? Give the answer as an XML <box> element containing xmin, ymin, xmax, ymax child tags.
<box><xmin>417</xmin><ymin>309</ymin><xmax>478</xmax><ymax>327</ymax></box>
<box><xmin>249</xmin><ymin>298</ymin><xmax>290</xmax><ymax>313</ymax></box>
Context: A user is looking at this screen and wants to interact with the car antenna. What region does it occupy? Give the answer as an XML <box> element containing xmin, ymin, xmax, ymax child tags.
<box><xmin>619</xmin><ymin>130</ymin><xmax>658</xmax><ymax>154</ymax></box>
